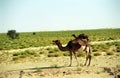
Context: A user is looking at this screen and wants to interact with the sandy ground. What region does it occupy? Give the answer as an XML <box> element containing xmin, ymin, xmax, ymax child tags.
<box><xmin>0</xmin><ymin>54</ymin><xmax>120</xmax><ymax>78</ymax></box>
<box><xmin>0</xmin><ymin>40</ymin><xmax>120</xmax><ymax>78</ymax></box>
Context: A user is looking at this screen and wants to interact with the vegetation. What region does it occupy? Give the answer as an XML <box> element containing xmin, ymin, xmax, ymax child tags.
<box><xmin>7</xmin><ymin>30</ymin><xmax>19</xmax><ymax>39</ymax></box>
<box><xmin>50</xmin><ymin>64</ymin><xmax>59</xmax><ymax>68</ymax></box>
<box><xmin>0</xmin><ymin>28</ymin><xmax>120</xmax><ymax>63</ymax></box>
<box><xmin>0</xmin><ymin>28</ymin><xmax>120</xmax><ymax>50</ymax></box>
<box><xmin>35</xmin><ymin>67</ymin><xmax>43</xmax><ymax>72</ymax></box>
<box><xmin>12</xmin><ymin>50</ymin><xmax>39</xmax><ymax>61</ymax></box>
<box><xmin>76</xmin><ymin>67</ymin><xmax>82</xmax><ymax>71</ymax></box>
<box><xmin>94</xmin><ymin>52</ymin><xmax>101</xmax><ymax>56</ymax></box>
<box><xmin>106</xmin><ymin>52</ymin><xmax>114</xmax><ymax>55</ymax></box>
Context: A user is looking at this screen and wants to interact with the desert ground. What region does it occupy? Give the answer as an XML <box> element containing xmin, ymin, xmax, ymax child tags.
<box><xmin>0</xmin><ymin>40</ymin><xmax>120</xmax><ymax>78</ymax></box>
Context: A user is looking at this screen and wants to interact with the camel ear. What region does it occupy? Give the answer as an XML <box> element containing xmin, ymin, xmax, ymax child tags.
<box><xmin>52</xmin><ymin>40</ymin><xmax>55</xmax><ymax>42</ymax></box>
<box><xmin>52</xmin><ymin>40</ymin><xmax>58</xmax><ymax>42</ymax></box>
<box><xmin>52</xmin><ymin>40</ymin><xmax>59</xmax><ymax>43</ymax></box>
<box><xmin>52</xmin><ymin>40</ymin><xmax>56</xmax><ymax>44</ymax></box>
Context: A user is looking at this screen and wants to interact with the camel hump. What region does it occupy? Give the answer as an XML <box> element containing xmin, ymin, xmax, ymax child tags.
<box><xmin>67</xmin><ymin>41</ymin><xmax>73</xmax><ymax>49</ymax></box>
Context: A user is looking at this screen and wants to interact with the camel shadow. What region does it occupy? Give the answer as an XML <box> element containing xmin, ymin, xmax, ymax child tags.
<box><xmin>8</xmin><ymin>65</ymin><xmax>75</xmax><ymax>72</ymax></box>
<box><xmin>27</xmin><ymin>65</ymin><xmax>77</xmax><ymax>70</ymax></box>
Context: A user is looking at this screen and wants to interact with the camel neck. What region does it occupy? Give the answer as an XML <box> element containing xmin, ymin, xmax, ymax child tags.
<box><xmin>56</xmin><ymin>43</ymin><xmax>68</xmax><ymax>51</ymax></box>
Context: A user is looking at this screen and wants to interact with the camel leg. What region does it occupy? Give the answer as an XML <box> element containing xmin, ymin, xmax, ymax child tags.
<box><xmin>69</xmin><ymin>52</ymin><xmax>72</xmax><ymax>66</ymax></box>
<box><xmin>84</xmin><ymin>48</ymin><xmax>88</xmax><ymax>66</ymax></box>
<box><xmin>84</xmin><ymin>55</ymin><xmax>89</xmax><ymax>66</ymax></box>
<box><xmin>84</xmin><ymin>44</ymin><xmax>89</xmax><ymax>51</ymax></box>
<box><xmin>73</xmin><ymin>52</ymin><xmax>79</xmax><ymax>66</ymax></box>
<box><xmin>83</xmin><ymin>45</ymin><xmax>87</xmax><ymax>51</ymax></box>
<box><xmin>87</xmin><ymin>47</ymin><xmax>91</xmax><ymax>66</ymax></box>
<box><xmin>87</xmin><ymin>54</ymin><xmax>91</xmax><ymax>66</ymax></box>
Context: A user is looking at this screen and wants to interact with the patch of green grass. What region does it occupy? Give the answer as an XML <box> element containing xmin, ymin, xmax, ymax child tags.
<box><xmin>116</xmin><ymin>46</ymin><xmax>120</xmax><ymax>52</ymax></box>
<box><xmin>50</xmin><ymin>64</ymin><xmax>59</xmax><ymax>68</ymax></box>
<box><xmin>77</xmin><ymin>52</ymin><xmax>85</xmax><ymax>57</ymax></box>
<box><xmin>12</xmin><ymin>57</ymin><xmax>19</xmax><ymax>61</ymax></box>
<box><xmin>116</xmin><ymin>65</ymin><xmax>120</xmax><ymax>72</ymax></box>
<box><xmin>12</xmin><ymin>50</ymin><xmax>39</xmax><ymax>61</ymax></box>
<box><xmin>63</xmin><ymin>52</ymin><xmax>70</xmax><ymax>56</ymax></box>
<box><xmin>48</xmin><ymin>52</ymin><xmax>62</xmax><ymax>57</ymax></box>
<box><xmin>76</xmin><ymin>67</ymin><xmax>82</xmax><ymax>71</ymax></box>
<box><xmin>0</xmin><ymin>52</ymin><xmax>10</xmax><ymax>63</ymax></box>
<box><xmin>96</xmin><ymin>71</ymin><xmax>100</xmax><ymax>74</ymax></box>
<box><xmin>13</xmin><ymin>52</ymin><xmax>21</xmax><ymax>56</ymax></box>
<box><xmin>35</xmin><ymin>67</ymin><xmax>43</xmax><ymax>72</ymax></box>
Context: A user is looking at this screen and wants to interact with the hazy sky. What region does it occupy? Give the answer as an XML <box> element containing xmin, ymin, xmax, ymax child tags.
<box><xmin>0</xmin><ymin>0</ymin><xmax>120</xmax><ymax>32</ymax></box>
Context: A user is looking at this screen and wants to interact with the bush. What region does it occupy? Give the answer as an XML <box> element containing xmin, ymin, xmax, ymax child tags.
<box><xmin>7</xmin><ymin>30</ymin><xmax>19</xmax><ymax>39</ymax></box>
<box><xmin>116</xmin><ymin>47</ymin><xmax>120</xmax><ymax>52</ymax></box>
<box><xmin>77</xmin><ymin>52</ymin><xmax>85</xmax><ymax>57</ymax></box>
<box><xmin>50</xmin><ymin>64</ymin><xmax>59</xmax><ymax>68</ymax></box>
<box><xmin>12</xmin><ymin>57</ymin><xmax>19</xmax><ymax>61</ymax></box>
<box><xmin>63</xmin><ymin>52</ymin><xmax>70</xmax><ymax>56</ymax></box>
<box><xmin>35</xmin><ymin>67</ymin><xmax>42</xmax><ymax>72</ymax></box>
<box><xmin>92</xmin><ymin>49</ymin><xmax>98</xmax><ymax>52</ymax></box>
<box><xmin>48</xmin><ymin>52</ymin><xmax>62</xmax><ymax>57</ymax></box>
<box><xmin>106</xmin><ymin>52</ymin><xmax>114</xmax><ymax>55</ymax></box>
<box><xmin>13</xmin><ymin>50</ymin><xmax>38</xmax><ymax>58</ymax></box>
<box><xmin>13</xmin><ymin>52</ymin><xmax>21</xmax><ymax>56</ymax></box>
<box><xmin>33</xmin><ymin>32</ymin><xmax>36</xmax><ymax>35</ymax></box>
<box><xmin>94</xmin><ymin>52</ymin><xmax>101</xmax><ymax>56</ymax></box>
<box><xmin>76</xmin><ymin>67</ymin><xmax>82</xmax><ymax>71</ymax></box>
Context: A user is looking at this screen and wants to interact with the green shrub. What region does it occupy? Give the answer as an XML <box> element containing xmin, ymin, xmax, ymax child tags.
<box><xmin>39</xmin><ymin>51</ymin><xmax>44</xmax><ymax>54</ymax></box>
<box><xmin>48</xmin><ymin>52</ymin><xmax>62</xmax><ymax>57</ymax></box>
<box><xmin>92</xmin><ymin>49</ymin><xmax>98</xmax><ymax>52</ymax></box>
<box><xmin>94</xmin><ymin>52</ymin><xmax>101</xmax><ymax>56</ymax></box>
<box><xmin>13</xmin><ymin>50</ymin><xmax>38</xmax><ymax>60</ymax></box>
<box><xmin>7</xmin><ymin>30</ymin><xmax>19</xmax><ymax>39</ymax></box>
<box><xmin>49</xmin><ymin>51</ymin><xmax>54</xmax><ymax>53</ymax></box>
<box><xmin>53</xmin><ymin>48</ymin><xmax>59</xmax><ymax>52</ymax></box>
<box><xmin>50</xmin><ymin>64</ymin><xmax>59</xmax><ymax>68</ymax></box>
<box><xmin>63</xmin><ymin>52</ymin><xmax>70</xmax><ymax>56</ymax></box>
<box><xmin>76</xmin><ymin>67</ymin><xmax>82</xmax><ymax>71</ymax></box>
<box><xmin>35</xmin><ymin>67</ymin><xmax>43</xmax><ymax>72</ymax></box>
<box><xmin>77</xmin><ymin>52</ymin><xmax>85</xmax><ymax>57</ymax></box>
<box><xmin>13</xmin><ymin>52</ymin><xmax>21</xmax><ymax>56</ymax></box>
<box><xmin>12</xmin><ymin>57</ymin><xmax>19</xmax><ymax>61</ymax></box>
<box><xmin>116</xmin><ymin>47</ymin><xmax>120</xmax><ymax>52</ymax></box>
<box><xmin>19</xmin><ymin>55</ymin><xmax>26</xmax><ymax>58</ymax></box>
<box><xmin>106</xmin><ymin>52</ymin><xmax>114</xmax><ymax>55</ymax></box>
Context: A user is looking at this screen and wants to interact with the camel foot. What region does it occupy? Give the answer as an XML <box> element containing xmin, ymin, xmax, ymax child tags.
<box><xmin>84</xmin><ymin>63</ymin><xmax>86</xmax><ymax>66</ymax></box>
<box><xmin>87</xmin><ymin>64</ymin><xmax>90</xmax><ymax>66</ymax></box>
<box><xmin>68</xmin><ymin>64</ymin><xmax>71</xmax><ymax>67</ymax></box>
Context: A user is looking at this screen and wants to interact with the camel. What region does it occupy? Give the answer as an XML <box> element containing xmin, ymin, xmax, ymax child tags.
<box><xmin>52</xmin><ymin>39</ymin><xmax>91</xmax><ymax>66</ymax></box>
<box><xmin>72</xmin><ymin>33</ymin><xmax>89</xmax><ymax>41</ymax></box>
<box><xmin>72</xmin><ymin>33</ymin><xmax>89</xmax><ymax>51</ymax></box>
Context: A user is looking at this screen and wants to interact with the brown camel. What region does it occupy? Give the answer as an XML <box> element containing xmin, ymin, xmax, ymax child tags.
<box><xmin>72</xmin><ymin>33</ymin><xmax>89</xmax><ymax>41</ymax></box>
<box><xmin>52</xmin><ymin>39</ymin><xmax>91</xmax><ymax>66</ymax></box>
<box><xmin>72</xmin><ymin>33</ymin><xmax>89</xmax><ymax>52</ymax></box>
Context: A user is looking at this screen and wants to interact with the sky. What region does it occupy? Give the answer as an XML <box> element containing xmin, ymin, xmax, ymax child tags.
<box><xmin>0</xmin><ymin>0</ymin><xmax>120</xmax><ymax>32</ymax></box>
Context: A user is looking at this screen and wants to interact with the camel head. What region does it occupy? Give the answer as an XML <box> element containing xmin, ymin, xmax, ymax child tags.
<box><xmin>52</xmin><ymin>40</ymin><xmax>61</xmax><ymax>45</ymax></box>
